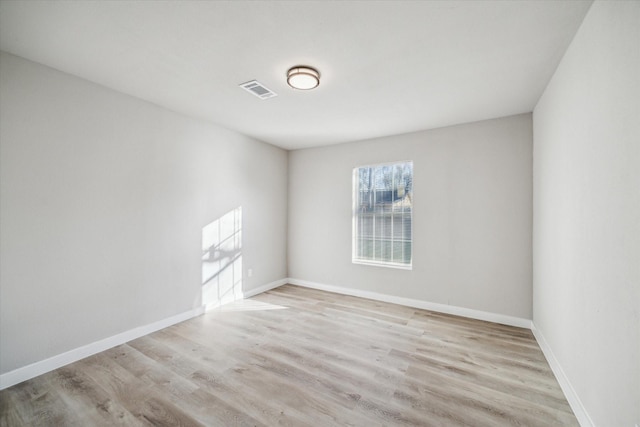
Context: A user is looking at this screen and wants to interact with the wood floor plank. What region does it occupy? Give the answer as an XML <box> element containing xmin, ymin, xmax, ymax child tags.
<box><xmin>1</xmin><ymin>374</ymin><xmax>85</xmax><ymax>426</ymax></box>
<box><xmin>51</xmin><ymin>366</ymin><xmax>145</xmax><ymax>427</ymax></box>
<box><xmin>0</xmin><ymin>390</ymin><xmax>27</xmax><ymax>427</ymax></box>
<box><xmin>2</xmin><ymin>284</ymin><xmax>578</xmax><ymax>426</ymax></box>
<box><xmin>126</xmin><ymin>332</ymin><xmax>308</xmax><ymax>426</ymax></box>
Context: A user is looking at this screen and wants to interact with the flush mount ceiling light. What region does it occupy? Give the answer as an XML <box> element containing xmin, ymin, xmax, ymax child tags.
<box><xmin>287</xmin><ymin>66</ymin><xmax>320</xmax><ymax>90</ymax></box>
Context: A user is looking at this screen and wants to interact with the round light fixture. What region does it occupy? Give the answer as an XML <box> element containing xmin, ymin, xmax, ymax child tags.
<box><xmin>287</xmin><ymin>66</ymin><xmax>320</xmax><ymax>90</ymax></box>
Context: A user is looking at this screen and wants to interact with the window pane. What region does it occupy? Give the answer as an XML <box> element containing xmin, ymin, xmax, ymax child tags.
<box><xmin>353</xmin><ymin>161</ymin><xmax>412</xmax><ymax>268</ymax></box>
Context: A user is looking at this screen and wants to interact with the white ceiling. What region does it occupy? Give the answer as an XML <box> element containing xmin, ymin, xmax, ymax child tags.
<box><xmin>0</xmin><ymin>1</ymin><xmax>592</xmax><ymax>150</ymax></box>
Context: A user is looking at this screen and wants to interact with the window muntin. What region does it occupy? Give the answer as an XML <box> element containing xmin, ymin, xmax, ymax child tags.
<box><xmin>353</xmin><ymin>161</ymin><xmax>413</xmax><ymax>269</ymax></box>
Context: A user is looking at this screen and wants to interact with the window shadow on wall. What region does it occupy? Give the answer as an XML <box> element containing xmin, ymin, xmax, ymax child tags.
<box><xmin>201</xmin><ymin>207</ymin><xmax>242</xmax><ymax>310</ymax></box>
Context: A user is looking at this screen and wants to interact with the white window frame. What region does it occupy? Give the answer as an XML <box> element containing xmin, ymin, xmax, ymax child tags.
<box><xmin>352</xmin><ymin>160</ymin><xmax>413</xmax><ymax>270</ymax></box>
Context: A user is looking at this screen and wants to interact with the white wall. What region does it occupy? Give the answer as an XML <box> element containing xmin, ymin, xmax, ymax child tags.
<box><xmin>288</xmin><ymin>114</ymin><xmax>533</xmax><ymax>319</ymax></box>
<box><xmin>533</xmin><ymin>1</ymin><xmax>640</xmax><ymax>426</ymax></box>
<box><xmin>0</xmin><ymin>52</ymin><xmax>288</xmax><ymax>375</ymax></box>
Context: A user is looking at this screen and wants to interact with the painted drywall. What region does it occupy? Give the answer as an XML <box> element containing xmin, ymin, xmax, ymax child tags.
<box><xmin>288</xmin><ymin>114</ymin><xmax>533</xmax><ymax>319</ymax></box>
<box><xmin>0</xmin><ymin>52</ymin><xmax>288</xmax><ymax>375</ymax></box>
<box><xmin>532</xmin><ymin>1</ymin><xmax>640</xmax><ymax>425</ymax></box>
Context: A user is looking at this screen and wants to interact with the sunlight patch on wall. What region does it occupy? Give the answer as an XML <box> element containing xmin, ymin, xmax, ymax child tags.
<box><xmin>202</xmin><ymin>207</ymin><xmax>242</xmax><ymax>310</ymax></box>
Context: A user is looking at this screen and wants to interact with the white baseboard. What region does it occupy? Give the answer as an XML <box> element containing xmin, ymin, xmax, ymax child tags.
<box><xmin>286</xmin><ymin>279</ymin><xmax>594</xmax><ymax>426</ymax></box>
<box><xmin>0</xmin><ymin>306</ymin><xmax>205</xmax><ymax>391</ymax></box>
<box><xmin>2</xmin><ymin>276</ymin><xmax>589</xmax><ymax>427</ymax></box>
<box><xmin>242</xmin><ymin>278</ymin><xmax>289</xmax><ymax>299</ymax></box>
<box><xmin>0</xmin><ymin>278</ymin><xmax>289</xmax><ymax>390</ymax></box>
<box><xmin>531</xmin><ymin>323</ymin><xmax>594</xmax><ymax>427</ymax></box>
<box><xmin>287</xmin><ymin>278</ymin><xmax>532</xmax><ymax>329</ymax></box>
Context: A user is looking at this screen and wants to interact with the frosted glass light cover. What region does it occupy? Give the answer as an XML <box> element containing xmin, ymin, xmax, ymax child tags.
<box><xmin>287</xmin><ymin>66</ymin><xmax>320</xmax><ymax>90</ymax></box>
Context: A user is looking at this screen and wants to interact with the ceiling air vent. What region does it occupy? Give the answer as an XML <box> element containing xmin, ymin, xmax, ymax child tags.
<box><xmin>239</xmin><ymin>80</ymin><xmax>277</xmax><ymax>100</ymax></box>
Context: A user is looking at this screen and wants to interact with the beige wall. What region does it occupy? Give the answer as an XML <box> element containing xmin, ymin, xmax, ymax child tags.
<box><xmin>0</xmin><ymin>52</ymin><xmax>288</xmax><ymax>374</ymax></box>
<box><xmin>288</xmin><ymin>114</ymin><xmax>533</xmax><ymax>319</ymax></box>
<box><xmin>533</xmin><ymin>1</ymin><xmax>640</xmax><ymax>425</ymax></box>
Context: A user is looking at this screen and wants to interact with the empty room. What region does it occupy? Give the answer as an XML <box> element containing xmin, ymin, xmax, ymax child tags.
<box><xmin>0</xmin><ymin>1</ymin><xmax>638</xmax><ymax>426</ymax></box>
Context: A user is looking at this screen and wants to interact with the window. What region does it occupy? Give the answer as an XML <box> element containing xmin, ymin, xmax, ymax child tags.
<box><xmin>353</xmin><ymin>161</ymin><xmax>413</xmax><ymax>269</ymax></box>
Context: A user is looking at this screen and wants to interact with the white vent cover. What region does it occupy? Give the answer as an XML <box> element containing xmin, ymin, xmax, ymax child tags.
<box><xmin>239</xmin><ymin>80</ymin><xmax>277</xmax><ymax>100</ymax></box>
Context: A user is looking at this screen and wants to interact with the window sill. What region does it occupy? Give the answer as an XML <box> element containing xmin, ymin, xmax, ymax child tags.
<box><xmin>352</xmin><ymin>259</ymin><xmax>412</xmax><ymax>270</ymax></box>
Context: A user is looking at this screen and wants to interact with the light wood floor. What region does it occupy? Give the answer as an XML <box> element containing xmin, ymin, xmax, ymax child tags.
<box><xmin>0</xmin><ymin>285</ymin><xmax>577</xmax><ymax>426</ymax></box>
